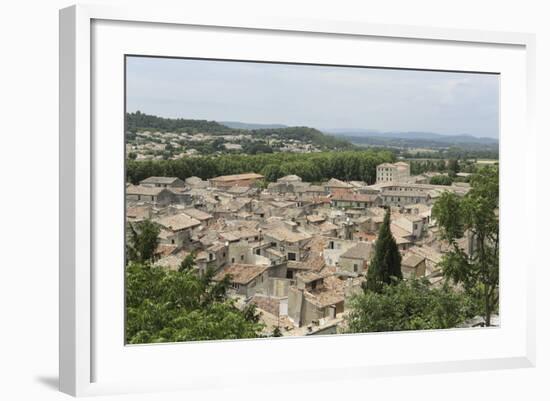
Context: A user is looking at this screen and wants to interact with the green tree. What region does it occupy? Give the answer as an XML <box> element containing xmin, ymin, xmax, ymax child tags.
<box><xmin>429</xmin><ymin>175</ymin><xmax>453</xmax><ymax>186</ymax></box>
<box><xmin>448</xmin><ymin>158</ymin><xmax>459</xmax><ymax>178</ymax></box>
<box><xmin>126</xmin><ymin>262</ymin><xmax>264</xmax><ymax>343</ymax></box>
<box><xmin>364</xmin><ymin>209</ymin><xmax>402</xmax><ymax>292</ymax></box>
<box><xmin>432</xmin><ymin>166</ymin><xmax>499</xmax><ymax>326</ymax></box>
<box><xmin>347</xmin><ymin>279</ymin><xmax>476</xmax><ymax>333</ymax></box>
<box><xmin>126</xmin><ymin>219</ymin><xmax>160</xmax><ymax>264</ymax></box>
<box><xmin>178</xmin><ymin>252</ymin><xmax>196</xmax><ymax>272</ymax></box>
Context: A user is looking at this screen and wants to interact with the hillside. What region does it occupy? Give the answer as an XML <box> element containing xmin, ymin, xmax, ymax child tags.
<box><xmin>126</xmin><ymin>112</ymin><xmax>354</xmax><ymax>151</ymax></box>
<box><xmin>126</xmin><ymin>111</ymin><xmax>236</xmax><ymax>135</ymax></box>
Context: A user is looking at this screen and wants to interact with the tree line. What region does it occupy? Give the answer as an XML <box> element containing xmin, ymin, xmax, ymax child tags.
<box><xmin>126</xmin><ymin>150</ymin><xmax>395</xmax><ymax>184</ymax></box>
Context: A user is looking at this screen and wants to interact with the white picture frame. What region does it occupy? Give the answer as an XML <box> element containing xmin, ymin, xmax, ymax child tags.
<box><xmin>59</xmin><ymin>4</ymin><xmax>536</xmax><ymax>397</ymax></box>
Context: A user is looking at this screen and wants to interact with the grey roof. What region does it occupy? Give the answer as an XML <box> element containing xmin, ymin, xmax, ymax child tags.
<box><xmin>140</xmin><ymin>176</ymin><xmax>182</xmax><ymax>185</ymax></box>
<box><xmin>340</xmin><ymin>242</ymin><xmax>372</xmax><ymax>260</ymax></box>
<box><xmin>402</xmin><ymin>253</ymin><xmax>425</xmax><ymax>268</ymax></box>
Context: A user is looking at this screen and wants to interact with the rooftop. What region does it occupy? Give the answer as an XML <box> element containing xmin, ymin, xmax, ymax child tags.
<box><xmin>181</xmin><ymin>208</ymin><xmax>213</xmax><ymax>221</ymax></box>
<box><xmin>213</xmin><ymin>263</ymin><xmax>269</xmax><ymax>285</ymax></box>
<box><xmin>332</xmin><ymin>193</ymin><xmax>380</xmax><ymax>202</ymax></box>
<box><xmin>325</xmin><ymin>178</ymin><xmax>353</xmax><ymax>188</ymax></box>
<box><xmin>155</xmin><ymin>213</ymin><xmax>201</xmax><ymax>231</ymax></box>
<box><xmin>402</xmin><ymin>253</ymin><xmax>425</xmax><ymax>268</ymax></box>
<box><xmin>340</xmin><ymin>242</ymin><xmax>372</xmax><ymax>260</ymax></box>
<box><xmin>263</xmin><ymin>227</ymin><xmax>312</xmax><ymax>243</ymax></box>
<box><xmin>209</xmin><ymin>173</ymin><xmax>264</xmax><ymax>182</ymax></box>
<box><xmin>126</xmin><ymin>185</ymin><xmax>168</xmax><ymax>196</ymax></box>
<box><xmin>140</xmin><ymin>176</ymin><xmax>182</xmax><ymax>185</ymax></box>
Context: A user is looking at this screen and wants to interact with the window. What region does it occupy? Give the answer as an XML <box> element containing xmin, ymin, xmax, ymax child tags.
<box><xmin>171</xmin><ymin>239</ymin><xmax>175</xmax><ymax>244</ymax></box>
<box><xmin>231</xmin><ymin>257</ymin><xmax>235</xmax><ymax>263</ymax></box>
<box><xmin>354</xmin><ymin>264</ymin><xmax>358</xmax><ymax>272</ymax></box>
<box><xmin>240</xmin><ymin>255</ymin><xmax>244</xmax><ymax>261</ymax></box>
<box><xmin>209</xmin><ymin>253</ymin><xmax>213</xmax><ymax>261</ymax></box>
<box><xmin>287</xmin><ymin>252</ymin><xmax>296</xmax><ymax>261</ymax></box>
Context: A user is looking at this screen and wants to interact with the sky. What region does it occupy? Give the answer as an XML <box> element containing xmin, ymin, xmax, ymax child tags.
<box><xmin>126</xmin><ymin>56</ymin><xmax>500</xmax><ymax>139</ymax></box>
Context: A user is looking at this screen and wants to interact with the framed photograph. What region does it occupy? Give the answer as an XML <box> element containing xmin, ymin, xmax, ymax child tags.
<box><xmin>59</xmin><ymin>4</ymin><xmax>536</xmax><ymax>397</ymax></box>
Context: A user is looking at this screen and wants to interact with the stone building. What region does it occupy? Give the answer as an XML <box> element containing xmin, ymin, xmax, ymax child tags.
<box><xmin>376</xmin><ymin>162</ymin><xmax>411</xmax><ymax>183</ymax></box>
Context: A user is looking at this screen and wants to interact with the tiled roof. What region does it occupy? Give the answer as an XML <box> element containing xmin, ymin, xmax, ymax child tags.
<box><xmin>210</xmin><ymin>173</ymin><xmax>264</xmax><ymax>182</ymax></box>
<box><xmin>155</xmin><ymin>213</ymin><xmax>201</xmax><ymax>231</ymax></box>
<box><xmin>340</xmin><ymin>242</ymin><xmax>372</xmax><ymax>260</ymax></box>
<box><xmin>213</xmin><ymin>263</ymin><xmax>268</xmax><ymax>285</ymax></box>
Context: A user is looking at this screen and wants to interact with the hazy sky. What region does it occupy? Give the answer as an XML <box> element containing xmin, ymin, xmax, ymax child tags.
<box><xmin>126</xmin><ymin>56</ymin><xmax>500</xmax><ymax>139</ymax></box>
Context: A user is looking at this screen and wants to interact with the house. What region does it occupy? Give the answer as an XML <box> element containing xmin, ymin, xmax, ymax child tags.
<box><xmin>324</xmin><ymin>178</ymin><xmax>353</xmax><ymax>194</ymax></box>
<box><xmin>126</xmin><ymin>185</ymin><xmax>174</xmax><ymax>206</ymax></box>
<box><xmin>338</xmin><ymin>242</ymin><xmax>372</xmax><ymax>274</ymax></box>
<box><xmin>213</xmin><ymin>263</ymin><xmax>270</xmax><ymax>297</ymax></box>
<box><xmin>181</xmin><ymin>208</ymin><xmax>214</xmax><ymax>226</ymax></box>
<box><xmin>393</xmin><ymin>214</ymin><xmax>426</xmax><ymax>239</ymax></box>
<box><xmin>209</xmin><ymin>173</ymin><xmax>264</xmax><ymax>188</ymax></box>
<box><xmin>401</xmin><ymin>253</ymin><xmax>426</xmax><ymax>279</ymax></box>
<box><xmin>287</xmin><ymin>273</ymin><xmax>345</xmax><ymax>327</ymax></box>
<box><xmin>263</xmin><ymin>224</ymin><xmax>312</xmax><ymax>262</ymax></box>
<box><xmin>154</xmin><ymin>213</ymin><xmax>201</xmax><ymax>246</ymax></box>
<box><xmin>126</xmin><ymin>204</ymin><xmax>152</xmax><ymax>222</ymax></box>
<box><xmin>380</xmin><ymin>189</ymin><xmax>431</xmax><ymax>207</ymax></box>
<box><xmin>139</xmin><ymin>176</ymin><xmax>185</xmax><ymax>188</ymax></box>
<box><xmin>331</xmin><ymin>193</ymin><xmax>381</xmax><ymax>209</ymax></box>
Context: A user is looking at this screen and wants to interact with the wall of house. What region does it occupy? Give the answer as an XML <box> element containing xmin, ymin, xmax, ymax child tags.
<box><xmin>287</xmin><ymin>287</ymin><xmax>304</xmax><ymax>327</ymax></box>
<box><xmin>267</xmin><ymin>277</ymin><xmax>292</xmax><ymax>297</ymax></box>
<box><xmin>339</xmin><ymin>256</ymin><xmax>367</xmax><ymax>274</ymax></box>
<box><xmin>323</xmin><ymin>239</ymin><xmax>358</xmax><ymax>266</ymax></box>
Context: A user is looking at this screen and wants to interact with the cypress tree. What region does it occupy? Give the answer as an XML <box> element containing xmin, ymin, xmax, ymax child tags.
<box><xmin>365</xmin><ymin>209</ymin><xmax>402</xmax><ymax>293</ymax></box>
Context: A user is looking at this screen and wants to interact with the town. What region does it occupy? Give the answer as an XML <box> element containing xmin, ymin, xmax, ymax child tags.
<box><xmin>126</xmin><ymin>160</ymin><xmax>481</xmax><ymax>337</ymax></box>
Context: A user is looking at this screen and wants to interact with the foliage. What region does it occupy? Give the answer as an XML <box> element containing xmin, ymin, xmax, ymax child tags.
<box><xmin>127</xmin><ymin>150</ymin><xmax>395</xmax><ymax>185</ymax></box>
<box><xmin>126</xmin><ymin>219</ymin><xmax>160</xmax><ymax>264</ymax></box>
<box><xmin>272</xmin><ymin>326</ymin><xmax>283</xmax><ymax>337</ymax></box>
<box><xmin>432</xmin><ymin>166</ymin><xmax>499</xmax><ymax>326</ymax></box>
<box><xmin>347</xmin><ymin>278</ymin><xmax>477</xmax><ymax>333</ymax></box>
<box><xmin>243</xmin><ymin>141</ymin><xmax>274</xmax><ymax>155</ymax></box>
<box><xmin>447</xmin><ymin>159</ymin><xmax>459</xmax><ymax>178</ymax></box>
<box><xmin>364</xmin><ymin>209</ymin><xmax>402</xmax><ymax>293</ymax></box>
<box><xmin>126</xmin><ymin>262</ymin><xmax>265</xmax><ymax>343</ymax></box>
<box><xmin>429</xmin><ymin>175</ymin><xmax>453</xmax><ymax>186</ymax></box>
<box><xmin>251</xmin><ymin>126</ymin><xmax>354</xmax><ymax>150</ymax></box>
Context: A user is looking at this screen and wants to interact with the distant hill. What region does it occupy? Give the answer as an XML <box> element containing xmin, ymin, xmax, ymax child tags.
<box><xmin>327</xmin><ymin>129</ymin><xmax>498</xmax><ymax>148</ymax></box>
<box><xmin>220</xmin><ymin>121</ymin><xmax>288</xmax><ymax>130</ymax></box>
<box><xmin>125</xmin><ymin>112</ymin><xmax>354</xmax><ymax>150</ymax></box>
